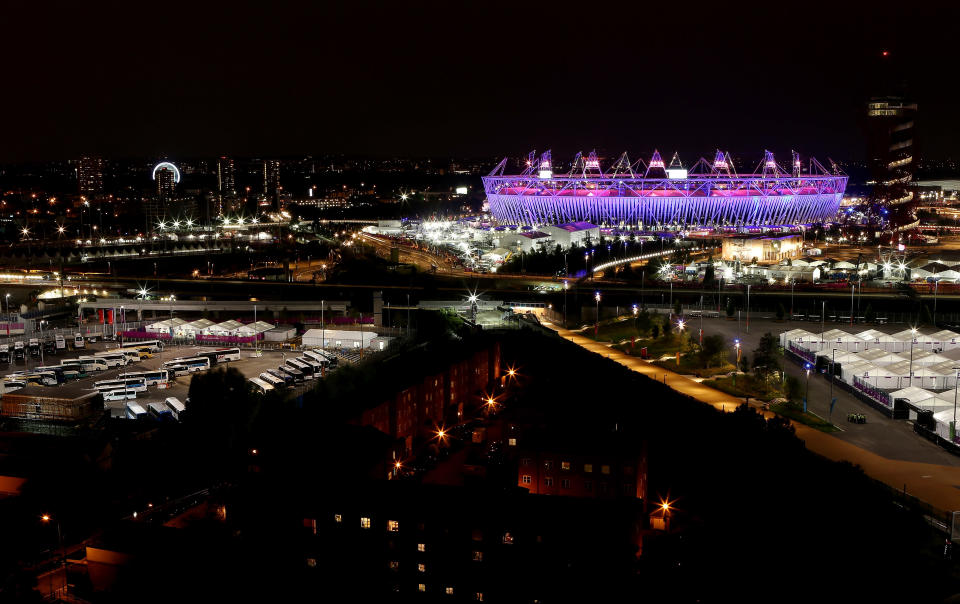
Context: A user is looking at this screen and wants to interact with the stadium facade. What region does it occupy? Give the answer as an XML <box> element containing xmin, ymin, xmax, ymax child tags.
<box><xmin>482</xmin><ymin>150</ymin><xmax>847</xmax><ymax>229</ymax></box>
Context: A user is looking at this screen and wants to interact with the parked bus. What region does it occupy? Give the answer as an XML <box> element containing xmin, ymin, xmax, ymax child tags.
<box><xmin>125</xmin><ymin>402</ymin><xmax>148</xmax><ymax>419</ymax></box>
<box><xmin>34</xmin><ymin>365</ymin><xmax>66</xmax><ymax>383</ymax></box>
<box><xmin>28</xmin><ymin>338</ymin><xmax>39</xmax><ymax>358</ymax></box>
<box><xmin>286</xmin><ymin>358</ymin><xmax>314</xmax><ymax>379</ymax></box>
<box><xmin>94</xmin><ymin>377</ymin><xmax>148</xmax><ymax>393</ymax></box>
<box><xmin>305</xmin><ymin>349</ymin><xmax>338</xmax><ymax>368</ymax></box>
<box><xmin>195</xmin><ymin>347</ymin><xmax>241</xmax><ymax>365</ymax></box>
<box><xmin>13</xmin><ymin>341</ymin><xmax>24</xmax><ymax>361</ymax></box>
<box><xmin>297</xmin><ymin>356</ymin><xmax>325</xmax><ymax>376</ymax></box>
<box><xmin>62</xmin><ymin>358</ymin><xmax>105</xmax><ymax>373</ymax></box>
<box><xmin>277</xmin><ymin>365</ymin><xmax>304</xmax><ymax>383</ymax></box>
<box><xmin>259</xmin><ymin>372</ymin><xmax>285</xmax><ymax>388</ymax></box>
<box><xmin>12</xmin><ymin>372</ymin><xmax>58</xmax><ymax>386</ymax></box>
<box><xmin>249</xmin><ymin>377</ymin><xmax>275</xmax><ymax>394</ymax></box>
<box><xmin>77</xmin><ymin>356</ymin><xmax>109</xmax><ymax>371</ymax></box>
<box><xmin>148</xmin><ymin>402</ymin><xmax>173</xmax><ymax>421</ymax></box>
<box><xmin>115</xmin><ymin>350</ymin><xmax>142</xmax><ymax>363</ymax></box>
<box><xmin>120</xmin><ymin>369</ymin><xmax>169</xmax><ymax>386</ymax></box>
<box><xmin>0</xmin><ymin>344</ymin><xmax>9</xmax><ymax>363</ymax></box>
<box><xmin>43</xmin><ymin>340</ymin><xmax>55</xmax><ymax>355</ymax></box>
<box><xmin>73</xmin><ymin>333</ymin><xmax>85</xmax><ymax>349</ymax></box>
<box><xmin>120</xmin><ymin>340</ymin><xmax>164</xmax><ymax>353</ymax></box>
<box><xmin>1</xmin><ymin>379</ymin><xmax>26</xmax><ymax>393</ymax></box>
<box><xmin>163</xmin><ymin>356</ymin><xmax>210</xmax><ymax>373</ymax></box>
<box><xmin>103</xmin><ymin>389</ymin><xmax>137</xmax><ymax>402</ymax></box>
<box><xmin>92</xmin><ymin>351</ymin><xmax>128</xmax><ymax>368</ymax></box>
<box><xmin>55</xmin><ymin>335</ymin><xmax>66</xmax><ymax>351</ymax></box>
<box><xmin>164</xmin><ymin>397</ymin><xmax>186</xmax><ymax>420</ymax></box>
<box><xmin>165</xmin><ymin>364</ymin><xmax>191</xmax><ymax>377</ymax></box>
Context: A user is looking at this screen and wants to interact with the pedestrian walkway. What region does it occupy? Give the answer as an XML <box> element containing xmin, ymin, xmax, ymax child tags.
<box><xmin>543</xmin><ymin>320</ymin><xmax>960</xmax><ymax>513</ymax></box>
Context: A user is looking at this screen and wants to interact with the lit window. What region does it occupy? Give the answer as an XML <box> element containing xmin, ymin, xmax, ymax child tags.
<box><xmin>544</xmin><ymin>477</ymin><xmax>553</xmax><ymax>487</ymax></box>
<box><xmin>561</xmin><ymin>478</ymin><xmax>571</xmax><ymax>489</ymax></box>
<box><xmin>560</xmin><ymin>461</ymin><xmax>571</xmax><ymax>471</ymax></box>
<box><xmin>360</xmin><ymin>517</ymin><xmax>371</xmax><ymax>529</ymax></box>
<box><xmin>418</xmin><ymin>584</ymin><xmax>426</xmax><ymax>593</ymax></box>
<box><xmin>521</xmin><ymin>457</ymin><xmax>531</xmax><ymax>466</ymax></box>
<box><xmin>387</xmin><ymin>520</ymin><xmax>399</xmax><ymax>532</ymax></box>
<box><xmin>446</xmin><ymin>587</ymin><xmax>454</xmax><ymax>595</ymax></box>
<box><xmin>508</xmin><ymin>438</ymin><xmax>516</xmax><ymax>446</ymax></box>
<box><xmin>601</xmin><ymin>465</ymin><xmax>610</xmax><ymax>475</ymax></box>
<box><xmin>475</xmin><ymin>592</ymin><xmax>484</xmax><ymax>601</ymax></box>
<box><xmin>334</xmin><ymin>514</ymin><xmax>342</xmax><ymax>523</ymax></box>
<box><xmin>544</xmin><ymin>460</ymin><xmax>553</xmax><ymax>470</ymax></box>
<box><xmin>417</xmin><ymin>543</ymin><xmax>426</xmax><ymax>552</ymax></box>
<box><xmin>306</xmin><ymin>557</ymin><xmax>317</xmax><ymax>568</ymax></box>
<box><xmin>418</xmin><ymin>563</ymin><xmax>426</xmax><ymax>572</ymax></box>
<box><xmin>389</xmin><ymin>560</ymin><xmax>399</xmax><ymax>570</ymax></box>
<box><xmin>472</xmin><ymin>550</ymin><xmax>483</xmax><ymax>561</ymax></box>
<box><xmin>583</xmin><ymin>464</ymin><xmax>593</xmax><ymax>473</ymax></box>
<box><xmin>521</xmin><ymin>475</ymin><xmax>531</xmax><ymax>484</ymax></box>
<box><xmin>502</xmin><ymin>532</ymin><xmax>514</xmax><ymax>544</ymax></box>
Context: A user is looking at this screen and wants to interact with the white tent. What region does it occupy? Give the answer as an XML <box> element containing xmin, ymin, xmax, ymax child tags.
<box><xmin>145</xmin><ymin>317</ymin><xmax>187</xmax><ymax>334</ymax></box>
<box><xmin>910</xmin><ymin>350</ymin><xmax>952</xmax><ymax>366</ymax></box>
<box><xmin>833</xmin><ymin>261</ymin><xmax>857</xmax><ymax>270</ymax></box>
<box><xmin>855</xmin><ymin>329</ymin><xmax>887</xmax><ymax>342</ymax></box>
<box><xmin>857</xmin><ymin>364</ymin><xmax>908</xmax><ymax>390</ymax></box>
<box><xmin>780</xmin><ymin>329</ymin><xmax>818</xmax><ymax>352</ymax></box>
<box><xmin>887</xmin><ymin>360</ymin><xmax>953</xmax><ymax>390</ymax></box>
<box><xmin>237</xmin><ymin>321</ymin><xmax>275</xmax><ymax>336</ymax></box>
<box><xmin>930</xmin><ymin>361</ymin><xmax>960</xmax><ymax>389</ymax></box>
<box><xmin>862</xmin><ymin>352</ymin><xmax>909</xmax><ymax>367</ymax></box>
<box><xmin>207</xmin><ymin>320</ymin><xmax>244</xmax><ymax>335</ymax></box>
<box><xmin>181</xmin><ymin>318</ymin><xmax>215</xmax><ymax>337</ymax></box>
<box><xmin>302</xmin><ymin>328</ymin><xmax>377</xmax><ymax>349</ymax></box>
<box><xmin>841</xmin><ymin>360</ymin><xmax>879</xmax><ymax>385</ymax></box>
<box><xmin>933</xmin><ymin>409</ymin><xmax>959</xmax><ymax>441</ymax></box>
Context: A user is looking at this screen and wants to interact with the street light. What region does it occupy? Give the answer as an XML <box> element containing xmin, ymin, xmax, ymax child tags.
<box><xmin>594</xmin><ymin>291</ymin><xmax>601</xmax><ymax>337</ymax></box>
<box><xmin>40</xmin><ymin>513</ymin><xmax>67</xmax><ymax>597</ymax></box>
<box><xmin>804</xmin><ymin>362</ymin><xmax>812</xmax><ymax>413</ymax></box>
<box><xmin>952</xmin><ymin>367</ymin><xmax>960</xmax><ymax>444</ymax></box>
<box><xmin>909</xmin><ymin>327</ymin><xmax>918</xmax><ymax>388</ymax></box>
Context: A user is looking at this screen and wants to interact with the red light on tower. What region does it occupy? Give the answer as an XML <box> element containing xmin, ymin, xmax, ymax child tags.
<box><xmin>882</xmin><ymin>50</ymin><xmax>889</xmax><ymax>57</ymax></box>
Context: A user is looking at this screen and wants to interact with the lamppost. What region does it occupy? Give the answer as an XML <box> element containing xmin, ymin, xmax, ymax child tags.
<box><xmin>909</xmin><ymin>327</ymin><xmax>918</xmax><ymax>388</ymax></box>
<box><xmin>745</xmin><ymin>284</ymin><xmax>751</xmax><ymax>333</ymax></box>
<box><xmin>829</xmin><ymin>348</ymin><xmax>838</xmax><ymax>424</ymax></box>
<box><xmin>563</xmin><ymin>280</ymin><xmax>568</xmax><ymax>328</ymax></box>
<box><xmin>790</xmin><ymin>280</ymin><xmax>795</xmax><ymax>319</ymax></box>
<box><xmin>803</xmin><ymin>362</ymin><xmax>812</xmax><ymax>413</ymax></box>
<box><xmin>38</xmin><ymin>320</ymin><xmax>45</xmax><ymax>365</ymax></box>
<box><xmin>594</xmin><ymin>291</ymin><xmax>601</xmax><ymax>337</ymax></box>
<box><xmin>40</xmin><ymin>514</ymin><xmax>67</xmax><ymax>598</ymax></box>
<box><xmin>953</xmin><ymin>366</ymin><xmax>960</xmax><ymax>444</ymax></box>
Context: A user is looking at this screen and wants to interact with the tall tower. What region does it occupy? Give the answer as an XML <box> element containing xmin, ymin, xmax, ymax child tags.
<box><xmin>77</xmin><ymin>157</ymin><xmax>104</xmax><ymax>196</ymax></box>
<box><xmin>216</xmin><ymin>156</ymin><xmax>236</xmax><ymax>215</ymax></box>
<box><xmin>153</xmin><ymin>162</ymin><xmax>179</xmax><ymax>200</ymax></box>
<box><xmin>263</xmin><ymin>159</ymin><xmax>280</xmax><ymax>200</ymax></box>
<box><xmin>866</xmin><ymin>97</ymin><xmax>916</xmax><ymax>205</ymax></box>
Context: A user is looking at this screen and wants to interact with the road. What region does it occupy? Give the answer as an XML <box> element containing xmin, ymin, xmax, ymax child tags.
<box><xmin>542</xmin><ymin>318</ymin><xmax>960</xmax><ymax>513</ymax></box>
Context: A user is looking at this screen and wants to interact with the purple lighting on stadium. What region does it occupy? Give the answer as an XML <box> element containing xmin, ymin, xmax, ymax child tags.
<box><xmin>482</xmin><ymin>150</ymin><xmax>847</xmax><ymax>229</ymax></box>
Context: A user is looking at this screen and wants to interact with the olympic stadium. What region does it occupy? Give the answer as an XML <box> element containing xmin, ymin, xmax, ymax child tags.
<box><xmin>482</xmin><ymin>150</ymin><xmax>847</xmax><ymax>230</ymax></box>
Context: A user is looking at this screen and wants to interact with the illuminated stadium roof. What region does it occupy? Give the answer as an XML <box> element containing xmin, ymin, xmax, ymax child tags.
<box><xmin>482</xmin><ymin>150</ymin><xmax>847</xmax><ymax>229</ymax></box>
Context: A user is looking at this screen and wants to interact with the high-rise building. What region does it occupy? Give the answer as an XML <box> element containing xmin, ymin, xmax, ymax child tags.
<box><xmin>217</xmin><ymin>156</ymin><xmax>236</xmax><ymax>198</ymax></box>
<box><xmin>77</xmin><ymin>156</ymin><xmax>104</xmax><ymax>196</ymax></box>
<box><xmin>216</xmin><ymin>156</ymin><xmax>236</xmax><ymax>216</ymax></box>
<box><xmin>153</xmin><ymin>161</ymin><xmax>179</xmax><ymax>200</ymax></box>
<box><xmin>263</xmin><ymin>159</ymin><xmax>280</xmax><ymax>200</ymax></box>
<box><xmin>866</xmin><ymin>96</ymin><xmax>917</xmax><ymax>205</ymax></box>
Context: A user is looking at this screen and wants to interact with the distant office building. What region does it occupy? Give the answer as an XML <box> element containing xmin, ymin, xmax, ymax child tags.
<box><xmin>866</xmin><ymin>96</ymin><xmax>917</xmax><ymax>205</ymax></box>
<box><xmin>153</xmin><ymin>161</ymin><xmax>179</xmax><ymax>200</ymax></box>
<box><xmin>77</xmin><ymin>156</ymin><xmax>104</xmax><ymax>196</ymax></box>
<box><xmin>263</xmin><ymin>159</ymin><xmax>281</xmax><ymax>200</ymax></box>
<box><xmin>217</xmin><ymin>156</ymin><xmax>236</xmax><ymax>199</ymax></box>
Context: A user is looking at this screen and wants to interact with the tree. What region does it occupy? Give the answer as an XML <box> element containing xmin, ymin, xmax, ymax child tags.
<box><xmin>700</xmin><ymin>334</ymin><xmax>725</xmax><ymax>368</ymax></box>
<box><xmin>703</xmin><ymin>263</ymin><xmax>715</xmax><ymax>286</ymax></box>
<box><xmin>752</xmin><ymin>332</ymin><xmax>781</xmax><ymax>380</ymax></box>
<box><xmin>650</xmin><ymin>323</ymin><xmax>660</xmax><ymax>339</ymax></box>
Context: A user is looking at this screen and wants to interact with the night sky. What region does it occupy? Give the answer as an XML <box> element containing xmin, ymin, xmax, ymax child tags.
<box><xmin>2</xmin><ymin>1</ymin><xmax>957</xmax><ymax>162</ymax></box>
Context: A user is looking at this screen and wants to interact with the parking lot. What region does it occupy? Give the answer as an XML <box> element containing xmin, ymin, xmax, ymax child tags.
<box><xmin>0</xmin><ymin>341</ymin><xmax>324</xmax><ymax>418</ymax></box>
